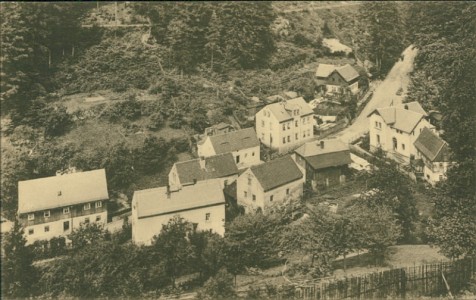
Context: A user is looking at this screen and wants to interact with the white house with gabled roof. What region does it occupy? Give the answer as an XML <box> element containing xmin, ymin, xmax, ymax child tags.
<box><xmin>256</xmin><ymin>97</ymin><xmax>315</xmax><ymax>153</ymax></box>
<box><xmin>17</xmin><ymin>169</ymin><xmax>109</xmax><ymax>245</ymax></box>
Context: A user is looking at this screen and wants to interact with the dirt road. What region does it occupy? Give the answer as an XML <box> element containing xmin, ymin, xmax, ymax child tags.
<box><xmin>332</xmin><ymin>45</ymin><xmax>418</xmax><ymax>143</ymax></box>
<box><xmin>277</xmin><ymin>1</ymin><xmax>362</xmax><ymax>13</ymax></box>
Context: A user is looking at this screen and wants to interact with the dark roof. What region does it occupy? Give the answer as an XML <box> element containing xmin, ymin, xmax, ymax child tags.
<box><xmin>209</xmin><ymin>128</ymin><xmax>260</xmax><ymax>154</ymax></box>
<box><xmin>250</xmin><ymin>156</ymin><xmax>303</xmax><ymax>192</ymax></box>
<box><xmin>295</xmin><ymin>139</ymin><xmax>351</xmax><ymax>170</ymax></box>
<box><xmin>414</xmin><ymin>128</ymin><xmax>451</xmax><ymax>162</ymax></box>
<box><xmin>175</xmin><ymin>153</ymin><xmax>238</xmax><ymax>185</ymax></box>
<box><xmin>335</xmin><ymin>64</ymin><xmax>359</xmax><ymax>82</ymax></box>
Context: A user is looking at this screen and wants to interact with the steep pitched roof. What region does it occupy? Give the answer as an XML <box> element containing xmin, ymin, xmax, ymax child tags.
<box><xmin>250</xmin><ymin>156</ymin><xmax>303</xmax><ymax>192</ymax></box>
<box><xmin>264</xmin><ymin>97</ymin><xmax>314</xmax><ymax>122</ymax></box>
<box><xmin>315</xmin><ymin>64</ymin><xmax>337</xmax><ymax>78</ymax></box>
<box><xmin>414</xmin><ymin>128</ymin><xmax>451</xmax><ymax>162</ymax></box>
<box><xmin>295</xmin><ymin>139</ymin><xmax>351</xmax><ymax>170</ymax></box>
<box><xmin>134</xmin><ymin>179</ymin><xmax>225</xmax><ymax>219</ymax></box>
<box><xmin>208</xmin><ymin>128</ymin><xmax>260</xmax><ymax>154</ymax></box>
<box><xmin>174</xmin><ymin>153</ymin><xmax>238</xmax><ymax>185</ymax></box>
<box><xmin>367</xmin><ymin>102</ymin><xmax>428</xmax><ymax>133</ymax></box>
<box><xmin>18</xmin><ymin>169</ymin><xmax>109</xmax><ymax>214</ymax></box>
<box><xmin>335</xmin><ymin>64</ymin><xmax>359</xmax><ymax>82</ymax></box>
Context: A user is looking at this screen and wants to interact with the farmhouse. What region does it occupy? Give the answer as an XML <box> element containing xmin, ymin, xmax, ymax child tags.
<box><xmin>237</xmin><ymin>155</ymin><xmax>303</xmax><ymax>213</ymax></box>
<box><xmin>256</xmin><ymin>97</ymin><xmax>314</xmax><ymax>153</ymax></box>
<box><xmin>168</xmin><ymin>153</ymin><xmax>239</xmax><ymax>189</ymax></box>
<box><xmin>17</xmin><ymin>169</ymin><xmax>109</xmax><ymax>245</ymax></box>
<box><xmin>197</xmin><ymin>127</ymin><xmax>260</xmax><ymax>169</ymax></box>
<box><xmin>315</xmin><ymin>63</ymin><xmax>360</xmax><ymax>94</ymax></box>
<box><xmin>131</xmin><ymin>179</ymin><xmax>225</xmax><ymax>246</ymax></box>
<box><xmin>368</xmin><ymin>101</ymin><xmax>433</xmax><ymax>164</ymax></box>
<box><xmin>414</xmin><ymin>128</ymin><xmax>453</xmax><ymax>186</ymax></box>
<box><xmin>294</xmin><ymin>139</ymin><xmax>352</xmax><ymax>190</ymax></box>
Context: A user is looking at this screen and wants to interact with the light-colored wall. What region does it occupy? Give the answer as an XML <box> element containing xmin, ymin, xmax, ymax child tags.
<box><xmin>197</xmin><ymin>138</ymin><xmax>216</xmax><ymax>158</ymax></box>
<box><xmin>421</xmin><ymin>159</ymin><xmax>451</xmax><ymax>186</ymax></box>
<box><xmin>132</xmin><ymin>204</ymin><xmax>225</xmax><ymax>246</ymax></box>
<box><xmin>349</xmin><ymin>81</ymin><xmax>359</xmax><ymax>94</ymax></box>
<box><xmin>168</xmin><ymin>164</ymin><xmax>179</xmax><ymax>187</ymax></box>
<box><xmin>256</xmin><ymin>107</ymin><xmax>314</xmax><ymax>153</ymax></box>
<box><xmin>234</xmin><ymin>146</ymin><xmax>261</xmax><ymax>169</ymax></box>
<box><xmin>24</xmin><ymin>211</ymin><xmax>107</xmax><ymax>245</ymax></box>
<box><xmin>237</xmin><ymin>168</ymin><xmax>303</xmax><ymax>214</ymax></box>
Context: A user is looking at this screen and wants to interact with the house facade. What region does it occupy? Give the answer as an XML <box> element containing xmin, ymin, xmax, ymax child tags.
<box><xmin>315</xmin><ymin>64</ymin><xmax>360</xmax><ymax>94</ymax></box>
<box><xmin>168</xmin><ymin>153</ymin><xmax>239</xmax><ymax>189</ymax></box>
<box><xmin>294</xmin><ymin>139</ymin><xmax>352</xmax><ymax>190</ymax></box>
<box><xmin>256</xmin><ymin>97</ymin><xmax>314</xmax><ymax>153</ymax></box>
<box><xmin>414</xmin><ymin>128</ymin><xmax>452</xmax><ymax>185</ymax></box>
<box><xmin>237</xmin><ymin>156</ymin><xmax>303</xmax><ymax>213</ymax></box>
<box><xmin>132</xmin><ymin>179</ymin><xmax>225</xmax><ymax>246</ymax></box>
<box><xmin>368</xmin><ymin>102</ymin><xmax>433</xmax><ymax>164</ymax></box>
<box><xmin>197</xmin><ymin>127</ymin><xmax>260</xmax><ymax>169</ymax></box>
<box><xmin>17</xmin><ymin>169</ymin><xmax>109</xmax><ymax>245</ymax></box>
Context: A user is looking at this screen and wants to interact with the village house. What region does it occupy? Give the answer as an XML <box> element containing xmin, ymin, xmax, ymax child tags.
<box><xmin>204</xmin><ymin>122</ymin><xmax>235</xmax><ymax>136</ymax></box>
<box><xmin>294</xmin><ymin>139</ymin><xmax>352</xmax><ymax>190</ymax></box>
<box><xmin>414</xmin><ymin>128</ymin><xmax>453</xmax><ymax>186</ymax></box>
<box><xmin>237</xmin><ymin>155</ymin><xmax>303</xmax><ymax>213</ymax></box>
<box><xmin>131</xmin><ymin>179</ymin><xmax>225</xmax><ymax>246</ymax></box>
<box><xmin>197</xmin><ymin>127</ymin><xmax>260</xmax><ymax>169</ymax></box>
<box><xmin>17</xmin><ymin>169</ymin><xmax>109</xmax><ymax>245</ymax></box>
<box><xmin>368</xmin><ymin>101</ymin><xmax>433</xmax><ymax>164</ymax></box>
<box><xmin>256</xmin><ymin>97</ymin><xmax>314</xmax><ymax>153</ymax></box>
<box><xmin>315</xmin><ymin>63</ymin><xmax>360</xmax><ymax>94</ymax></box>
<box><xmin>168</xmin><ymin>153</ymin><xmax>239</xmax><ymax>189</ymax></box>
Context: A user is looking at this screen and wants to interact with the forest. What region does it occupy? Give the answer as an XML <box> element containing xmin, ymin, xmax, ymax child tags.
<box><xmin>1</xmin><ymin>2</ymin><xmax>475</xmax><ymax>298</ymax></box>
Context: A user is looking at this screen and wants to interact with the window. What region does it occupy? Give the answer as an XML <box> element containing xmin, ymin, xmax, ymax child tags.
<box><xmin>375</xmin><ymin>121</ymin><xmax>378</xmax><ymax>128</ymax></box>
<box><xmin>63</xmin><ymin>207</ymin><xmax>70</xmax><ymax>214</ymax></box>
<box><xmin>296</xmin><ymin>133</ymin><xmax>299</xmax><ymax>140</ymax></box>
<box><xmin>96</xmin><ymin>215</ymin><xmax>101</xmax><ymax>222</ymax></box>
<box><xmin>84</xmin><ymin>217</ymin><xmax>90</xmax><ymax>224</ymax></box>
<box><xmin>261</xmin><ymin>133</ymin><xmax>265</xmax><ymax>141</ymax></box>
<box><xmin>283</xmin><ymin>137</ymin><xmax>286</xmax><ymax>144</ymax></box>
<box><xmin>270</xmin><ymin>195</ymin><xmax>274</xmax><ymax>202</ymax></box>
<box><xmin>44</xmin><ymin>210</ymin><xmax>50</xmax><ymax>218</ymax></box>
<box><xmin>307</xmin><ymin>129</ymin><xmax>311</xmax><ymax>137</ymax></box>
<box><xmin>84</xmin><ymin>203</ymin><xmax>91</xmax><ymax>211</ymax></box>
<box><xmin>286</xmin><ymin>188</ymin><xmax>290</xmax><ymax>195</ymax></box>
<box><xmin>28</xmin><ymin>229</ymin><xmax>34</xmax><ymax>235</ymax></box>
<box><xmin>392</xmin><ymin>137</ymin><xmax>398</xmax><ymax>150</ymax></box>
<box><xmin>63</xmin><ymin>221</ymin><xmax>70</xmax><ymax>231</ymax></box>
<box><xmin>261</xmin><ymin>120</ymin><xmax>265</xmax><ymax>127</ymax></box>
<box><xmin>295</xmin><ymin>120</ymin><xmax>298</xmax><ymax>127</ymax></box>
<box><xmin>44</xmin><ymin>225</ymin><xmax>50</xmax><ymax>232</ymax></box>
<box><xmin>282</xmin><ymin>124</ymin><xmax>286</xmax><ymax>131</ymax></box>
<box><xmin>28</xmin><ymin>213</ymin><xmax>34</xmax><ymax>221</ymax></box>
<box><xmin>287</xmin><ymin>123</ymin><xmax>291</xmax><ymax>129</ymax></box>
<box><xmin>303</xmin><ymin>132</ymin><xmax>306</xmax><ymax>138</ymax></box>
<box><xmin>248</xmin><ymin>177</ymin><xmax>252</xmax><ymax>185</ymax></box>
<box><xmin>377</xmin><ymin>134</ymin><xmax>380</xmax><ymax>144</ymax></box>
<box><xmin>205</xmin><ymin>213</ymin><xmax>211</xmax><ymax>221</ymax></box>
<box><xmin>287</xmin><ymin>136</ymin><xmax>291</xmax><ymax>142</ymax></box>
<box><xmin>236</xmin><ymin>155</ymin><xmax>240</xmax><ymax>163</ymax></box>
<box><xmin>402</xmin><ymin>144</ymin><xmax>405</xmax><ymax>150</ymax></box>
<box><xmin>439</xmin><ymin>163</ymin><xmax>444</xmax><ymax>167</ymax></box>
<box><xmin>252</xmin><ymin>152</ymin><xmax>255</xmax><ymax>156</ymax></box>
<box><xmin>244</xmin><ymin>191</ymin><xmax>248</xmax><ymax>198</ymax></box>
<box><xmin>252</xmin><ymin>194</ymin><xmax>256</xmax><ymax>201</ymax></box>
<box><xmin>96</xmin><ymin>201</ymin><xmax>102</xmax><ymax>208</ymax></box>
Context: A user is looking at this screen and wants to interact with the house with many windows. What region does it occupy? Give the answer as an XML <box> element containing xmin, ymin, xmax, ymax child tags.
<box><xmin>168</xmin><ymin>153</ymin><xmax>239</xmax><ymax>189</ymax></box>
<box><xmin>414</xmin><ymin>128</ymin><xmax>453</xmax><ymax>186</ymax></box>
<box><xmin>17</xmin><ymin>169</ymin><xmax>109</xmax><ymax>245</ymax></box>
<box><xmin>237</xmin><ymin>156</ymin><xmax>303</xmax><ymax>213</ymax></box>
<box><xmin>368</xmin><ymin>101</ymin><xmax>433</xmax><ymax>164</ymax></box>
<box><xmin>294</xmin><ymin>139</ymin><xmax>352</xmax><ymax>190</ymax></box>
<box><xmin>131</xmin><ymin>179</ymin><xmax>225</xmax><ymax>245</ymax></box>
<box><xmin>197</xmin><ymin>127</ymin><xmax>260</xmax><ymax>169</ymax></box>
<box><xmin>256</xmin><ymin>97</ymin><xmax>314</xmax><ymax>153</ymax></box>
<box><xmin>315</xmin><ymin>63</ymin><xmax>360</xmax><ymax>94</ymax></box>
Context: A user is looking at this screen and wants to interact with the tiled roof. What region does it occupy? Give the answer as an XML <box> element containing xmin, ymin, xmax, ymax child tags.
<box><xmin>414</xmin><ymin>128</ymin><xmax>451</xmax><ymax>162</ymax></box>
<box><xmin>250</xmin><ymin>156</ymin><xmax>303</xmax><ymax>192</ymax></box>
<box><xmin>18</xmin><ymin>169</ymin><xmax>109</xmax><ymax>214</ymax></box>
<box><xmin>367</xmin><ymin>101</ymin><xmax>428</xmax><ymax>133</ymax></box>
<box><xmin>265</xmin><ymin>97</ymin><xmax>314</xmax><ymax>122</ymax></box>
<box><xmin>295</xmin><ymin>139</ymin><xmax>351</xmax><ymax>170</ymax></box>
<box><xmin>315</xmin><ymin>64</ymin><xmax>359</xmax><ymax>82</ymax></box>
<box><xmin>208</xmin><ymin>128</ymin><xmax>260</xmax><ymax>154</ymax></box>
<box><xmin>174</xmin><ymin>153</ymin><xmax>238</xmax><ymax>185</ymax></box>
<box><xmin>134</xmin><ymin>179</ymin><xmax>225</xmax><ymax>218</ymax></box>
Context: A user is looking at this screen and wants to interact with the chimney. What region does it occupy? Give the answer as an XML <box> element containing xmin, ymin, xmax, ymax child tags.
<box><xmin>166</xmin><ymin>185</ymin><xmax>171</xmax><ymax>199</ymax></box>
<box><xmin>404</xmin><ymin>104</ymin><xmax>409</xmax><ymax>110</ymax></box>
<box><xmin>320</xmin><ymin>140</ymin><xmax>325</xmax><ymax>149</ymax></box>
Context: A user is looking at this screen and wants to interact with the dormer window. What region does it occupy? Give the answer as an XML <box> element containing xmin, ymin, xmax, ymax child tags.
<box><xmin>95</xmin><ymin>201</ymin><xmax>102</xmax><ymax>208</ymax></box>
<box><xmin>57</xmin><ymin>191</ymin><xmax>62</xmax><ymax>196</ymax></box>
<box><xmin>63</xmin><ymin>207</ymin><xmax>70</xmax><ymax>214</ymax></box>
<box><xmin>44</xmin><ymin>210</ymin><xmax>50</xmax><ymax>218</ymax></box>
<box><xmin>84</xmin><ymin>203</ymin><xmax>91</xmax><ymax>211</ymax></box>
<box><xmin>28</xmin><ymin>213</ymin><xmax>34</xmax><ymax>221</ymax></box>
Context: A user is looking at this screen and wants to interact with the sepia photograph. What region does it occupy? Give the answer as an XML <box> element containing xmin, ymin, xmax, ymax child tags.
<box><xmin>1</xmin><ymin>1</ymin><xmax>475</xmax><ymax>299</ymax></box>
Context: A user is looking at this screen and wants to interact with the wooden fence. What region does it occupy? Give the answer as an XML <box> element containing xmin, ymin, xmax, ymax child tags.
<box><xmin>285</xmin><ymin>257</ymin><xmax>475</xmax><ymax>299</ymax></box>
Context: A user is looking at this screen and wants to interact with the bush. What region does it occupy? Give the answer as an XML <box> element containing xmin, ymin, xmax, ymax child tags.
<box><xmin>105</xmin><ymin>99</ymin><xmax>142</xmax><ymax>122</ymax></box>
<box><xmin>169</xmin><ymin>137</ymin><xmax>190</xmax><ymax>153</ymax></box>
<box><xmin>43</xmin><ymin>105</ymin><xmax>74</xmax><ymax>137</ymax></box>
<box><xmin>147</xmin><ymin>113</ymin><xmax>165</xmax><ymax>131</ymax></box>
<box><xmin>197</xmin><ymin>269</ymin><xmax>236</xmax><ymax>300</ymax></box>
